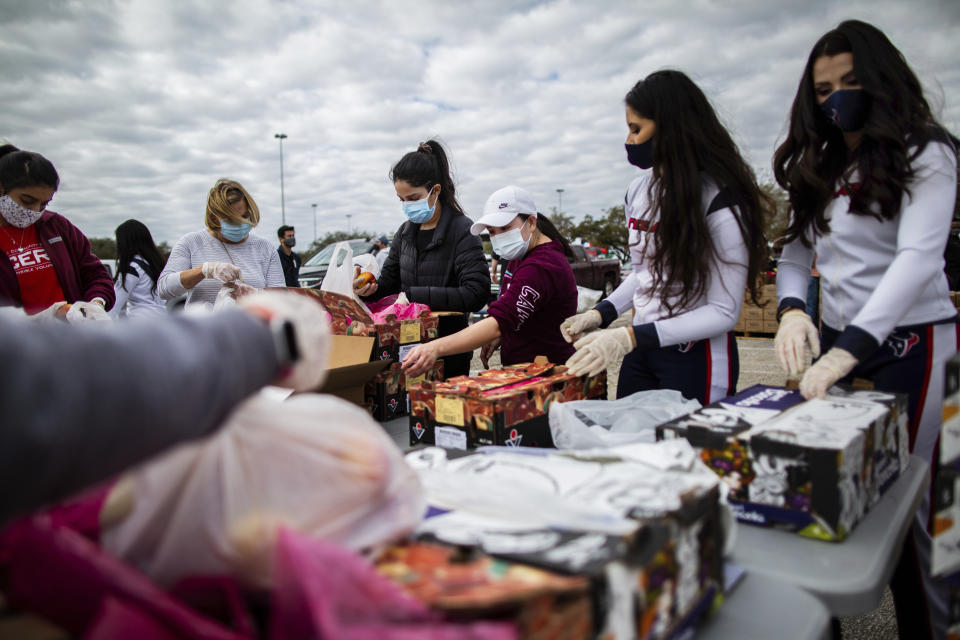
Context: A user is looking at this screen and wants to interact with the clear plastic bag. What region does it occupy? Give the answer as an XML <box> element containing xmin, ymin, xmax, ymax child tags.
<box><xmin>101</xmin><ymin>391</ymin><xmax>425</xmax><ymax>589</ymax></box>
<box><xmin>576</xmin><ymin>286</ymin><xmax>602</xmax><ymax>313</ymax></box>
<box><xmin>320</xmin><ymin>241</ymin><xmax>371</xmax><ymax>313</ymax></box>
<box><xmin>352</xmin><ymin>252</ymin><xmax>381</xmax><ymax>279</ymax></box>
<box><xmin>548</xmin><ymin>389</ymin><xmax>701</xmax><ymax>449</ymax></box>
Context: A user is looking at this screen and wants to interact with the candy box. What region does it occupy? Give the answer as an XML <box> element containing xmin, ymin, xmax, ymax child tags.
<box><xmin>737</xmin><ymin>396</ymin><xmax>889</xmax><ymax>541</ymax></box>
<box><xmin>304</xmin><ymin>289</ymin><xmax>440</xmax><ymax>361</ymax></box>
<box><xmin>408</xmin><ymin>361</ymin><xmax>607</xmax><ymax>449</ymax></box>
<box><xmin>364</xmin><ymin>359</ymin><xmax>444</xmax><ymax>422</ymax></box>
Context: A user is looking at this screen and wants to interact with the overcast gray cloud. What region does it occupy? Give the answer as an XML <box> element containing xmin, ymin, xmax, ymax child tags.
<box><xmin>2</xmin><ymin>0</ymin><xmax>958</xmax><ymax>246</ymax></box>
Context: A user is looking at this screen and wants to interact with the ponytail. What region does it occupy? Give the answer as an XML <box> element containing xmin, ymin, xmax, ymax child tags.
<box><xmin>0</xmin><ymin>146</ymin><xmax>60</xmax><ymax>193</ymax></box>
<box><xmin>519</xmin><ymin>213</ymin><xmax>574</xmax><ymax>258</ymax></box>
<box><xmin>390</xmin><ymin>139</ymin><xmax>466</xmax><ymax>216</ymax></box>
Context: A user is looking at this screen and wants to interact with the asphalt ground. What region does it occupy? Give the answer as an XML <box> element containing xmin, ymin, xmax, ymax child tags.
<box><xmin>469</xmin><ymin>316</ymin><xmax>900</xmax><ymax>640</ymax></box>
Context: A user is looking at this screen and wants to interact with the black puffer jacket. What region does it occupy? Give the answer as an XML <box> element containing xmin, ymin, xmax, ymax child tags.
<box><xmin>375</xmin><ymin>206</ymin><xmax>490</xmax><ymax>316</ymax></box>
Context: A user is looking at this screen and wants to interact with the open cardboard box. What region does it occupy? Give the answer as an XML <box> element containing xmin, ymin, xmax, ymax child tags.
<box><xmin>314</xmin><ymin>334</ymin><xmax>391</xmax><ymax>406</ymax></box>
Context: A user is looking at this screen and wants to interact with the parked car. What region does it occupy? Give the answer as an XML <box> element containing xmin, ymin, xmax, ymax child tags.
<box><xmin>568</xmin><ymin>245</ymin><xmax>622</xmax><ymax>297</ymax></box>
<box><xmin>100</xmin><ymin>259</ymin><xmax>118</xmax><ymax>279</ymax></box>
<box><xmin>297</xmin><ymin>238</ymin><xmax>377</xmax><ymax>289</ymax></box>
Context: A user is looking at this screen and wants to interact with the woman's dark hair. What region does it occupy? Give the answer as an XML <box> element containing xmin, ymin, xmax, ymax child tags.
<box><xmin>774</xmin><ymin>20</ymin><xmax>956</xmax><ymax>246</ymax></box>
<box><xmin>115</xmin><ymin>219</ymin><xmax>166</xmax><ymax>294</ymax></box>
<box><xmin>389</xmin><ymin>139</ymin><xmax>466</xmax><ymax>217</ymax></box>
<box><xmin>0</xmin><ymin>145</ymin><xmax>60</xmax><ymax>193</ymax></box>
<box><xmin>625</xmin><ymin>70</ymin><xmax>771</xmax><ymax>312</ymax></box>
<box><xmin>517</xmin><ymin>213</ymin><xmax>574</xmax><ymax>258</ymax></box>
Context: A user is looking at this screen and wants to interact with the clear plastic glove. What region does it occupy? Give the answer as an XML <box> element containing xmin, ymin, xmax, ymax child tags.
<box><xmin>560</xmin><ymin>309</ymin><xmax>602</xmax><ymax>343</ymax></box>
<box><xmin>799</xmin><ymin>347</ymin><xmax>858</xmax><ymax>399</ymax></box>
<box><xmin>774</xmin><ymin>309</ymin><xmax>821</xmax><ymax>377</ymax></box>
<box><xmin>565</xmin><ymin>326</ymin><xmax>636</xmax><ymax>376</ymax></box>
<box><xmin>480</xmin><ymin>338</ymin><xmax>501</xmax><ymax>369</ymax></box>
<box><xmin>202</xmin><ymin>261</ymin><xmax>242</xmax><ymax>284</ymax></box>
<box><xmin>239</xmin><ymin>290</ymin><xmax>331</xmax><ymax>391</ymax></box>
<box><xmin>33</xmin><ymin>301</ymin><xmax>71</xmax><ymax>322</ymax></box>
<box><xmin>66</xmin><ymin>300</ymin><xmax>112</xmax><ymax>324</ymax></box>
<box><xmin>402</xmin><ymin>341</ymin><xmax>441</xmax><ymax>378</ymax></box>
<box><xmin>226</xmin><ymin>281</ymin><xmax>257</xmax><ymax>300</ymax></box>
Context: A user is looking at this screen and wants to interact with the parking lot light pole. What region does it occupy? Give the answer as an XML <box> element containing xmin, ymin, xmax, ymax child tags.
<box><xmin>274</xmin><ymin>133</ymin><xmax>288</xmax><ymax>225</ymax></box>
<box><xmin>556</xmin><ymin>188</ymin><xmax>564</xmax><ymax>213</ymax></box>
<box><xmin>311</xmin><ymin>203</ymin><xmax>317</xmax><ymax>243</ymax></box>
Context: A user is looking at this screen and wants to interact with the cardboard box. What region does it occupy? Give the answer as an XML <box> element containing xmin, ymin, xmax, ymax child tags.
<box><xmin>742</xmin><ymin>306</ymin><xmax>762</xmax><ymax>321</ymax></box>
<box><xmin>943</xmin><ymin>354</ymin><xmax>960</xmax><ymax>467</ymax></box>
<box><xmin>934</xmin><ymin>465</ymin><xmax>960</xmax><ymax>576</ymax></box>
<box><xmin>762</xmin><ymin>317</ymin><xmax>779</xmax><ymax>334</ymax></box>
<box><xmin>744</xmin><ymin>319</ymin><xmax>764</xmax><ymax>333</ymax></box>
<box><xmin>408</xmin><ymin>361</ymin><xmax>607</xmax><ymax>449</ymax></box>
<box><xmin>302</xmin><ymin>289</ymin><xmax>440</xmax><ymax>362</ymax></box>
<box><xmin>364</xmin><ymin>360</ymin><xmax>444</xmax><ymax>422</ymax></box>
<box><xmin>315</xmin><ymin>335</ymin><xmax>391</xmax><ymax>406</ymax></box>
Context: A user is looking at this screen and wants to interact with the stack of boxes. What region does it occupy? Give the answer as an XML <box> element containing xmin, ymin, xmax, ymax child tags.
<box><xmin>408</xmin><ymin>361</ymin><xmax>607</xmax><ymax>449</ymax></box>
<box><xmin>933</xmin><ymin>354</ymin><xmax>960</xmax><ymax>638</ymax></box>
<box><xmin>733</xmin><ymin>282</ymin><xmax>778</xmax><ymax>334</ymax></box>
<box><xmin>657</xmin><ymin>384</ymin><xmax>909</xmax><ymax>541</ymax></box>
<box><xmin>364</xmin><ymin>360</ymin><xmax>444</xmax><ymax>422</ymax></box>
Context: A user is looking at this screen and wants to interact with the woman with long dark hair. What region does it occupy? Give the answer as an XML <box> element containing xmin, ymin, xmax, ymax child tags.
<box><xmin>562</xmin><ymin>70</ymin><xmax>770</xmax><ymax>404</ymax></box>
<box><xmin>772</xmin><ymin>20</ymin><xmax>957</xmax><ymax>638</ymax></box>
<box><xmin>111</xmin><ymin>219</ymin><xmax>167</xmax><ymax>318</ymax></box>
<box><xmin>402</xmin><ymin>185</ymin><xmax>577</xmax><ymax>377</ymax></box>
<box><xmin>0</xmin><ymin>144</ymin><xmax>114</xmax><ymax>320</ymax></box>
<box><xmin>357</xmin><ymin>140</ymin><xmax>490</xmax><ymax>378</ymax></box>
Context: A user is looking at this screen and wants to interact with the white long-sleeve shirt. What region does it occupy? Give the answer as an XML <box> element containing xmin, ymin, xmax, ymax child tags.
<box><xmin>111</xmin><ymin>255</ymin><xmax>167</xmax><ymax>319</ymax></box>
<box><xmin>158</xmin><ymin>230</ymin><xmax>285</xmax><ymax>306</ymax></box>
<box><xmin>777</xmin><ymin>135</ymin><xmax>958</xmax><ymax>360</ymax></box>
<box><xmin>597</xmin><ymin>173</ymin><xmax>749</xmax><ymax>349</ymax></box>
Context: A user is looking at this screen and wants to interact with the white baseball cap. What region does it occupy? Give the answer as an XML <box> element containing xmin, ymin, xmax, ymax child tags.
<box><xmin>470</xmin><ymin>185</ymin><xmax>538</xmax><ymax>235</ymax></box>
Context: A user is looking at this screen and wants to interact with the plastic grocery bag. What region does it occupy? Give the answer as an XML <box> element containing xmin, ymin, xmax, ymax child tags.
<box><xmin>353</xmin><ymin>252</ymin><xmax>381</xmax><ymax>279</ymax></box>
<box><xmin>367</xmin><ymin>292</ymin><xmax>431</xmax><ymax>323</ymax></box>
<box><xmin>548</xmin><ymin>389</ymin><xmax>701</xmax><ymax>449</ymax></box>
<box><xmin>101</xmin><ymin>391</ymin><xmax>425</xmax><ymax>589</ymax></box>
<box><xmin>576</xmin><ymin>286</ymin><xmax>602</xmax><ymax>313</ymax></box>
<box><xmin>270</xmin><ymin>528</ymin><xmax>516</xmax><ymax>640</ymax></box>
<box><xmin>320</xmin><ymin>241</ymin><xmax>371</xmax><ymax>312</ymax></box>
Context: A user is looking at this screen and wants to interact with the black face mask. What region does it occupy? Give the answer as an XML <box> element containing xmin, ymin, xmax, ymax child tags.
<box><xmin>625</xmin><ymin>139</ymin><xmax>654</xmax><ymax>170</ymax></box>
<box><xmin>283</xmin><ymin>237</ymin><xmax>296</xmax><ymax>248</ymax></box>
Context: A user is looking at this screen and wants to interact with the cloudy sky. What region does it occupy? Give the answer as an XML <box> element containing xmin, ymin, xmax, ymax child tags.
<box><xmin>3</xmin><ymin>0</ymin><xmax>959</xmax><ymax>247</ymax></box>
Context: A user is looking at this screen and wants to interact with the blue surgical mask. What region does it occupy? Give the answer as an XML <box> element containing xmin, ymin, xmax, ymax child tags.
<box><xmin>220</xmin><ymin>220</ymin><xmax>252</xmax><ymax>242</ymax></box>
<box><xmin>400</xmin><ymin>187</ymin><xmax>437</xmax><ymax>223</ymax></box>
<box><xmin>490</xmin><ymin>219</ymin><xmax>532</xmax><ymax>261</ymax></box>
<box><xmin>820</xmin><ymin>89</ymin><xmax>869</xmax><ymax>132</ymax></box>
<box><xmin>625</xmin><ymin>139</ymin><xmax>654</xmax><ymax>170</ymax></box>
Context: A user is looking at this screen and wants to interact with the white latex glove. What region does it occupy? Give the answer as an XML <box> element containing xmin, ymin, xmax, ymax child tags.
<box><xmin>33</xmin><ymin>301</ymin><xmax>71</xmax><ymax>322</ymax></box>
<box><xmin>239</xmin><ymin>290</ymin><xmax>331</xmax><ymax>391</ymax></box>
<box><xmin>774</xmin><ymin>309</ymin><xmax>821</xmax><ymax>377</ymax></box>
<box><xmin>560</xmin><ymin>309</ymin><xmax>602</xmax><ymax>343</ymax></box>
<box><xmin>565</xmin><ymin>326</ymin><xmax>636</xmax><ymax>376</ymax></box>
<box><xmin>799</xmin><ymin>347</ymin><xmax>858</xmax><ymax>399</ymax></box>
<box><xmin>202</xmin><ymin>261</ymin><xmax>242</xmax><ymax>284</ymax></box>
<box><xmin>65</xmin><ymin>300</ymin><xmax>112</xmax><ymax>324</ymax></box>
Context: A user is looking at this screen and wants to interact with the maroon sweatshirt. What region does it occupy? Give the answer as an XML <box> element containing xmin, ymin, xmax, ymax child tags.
<box><xmin>0</xmin><ymin>210</ymin><xmax>115</xmax><ymax>310</ymax></box>
<box><xmin>488</xmin><ymin>240</ymin><xmax>577</xmax><ymax>366</ymax></box>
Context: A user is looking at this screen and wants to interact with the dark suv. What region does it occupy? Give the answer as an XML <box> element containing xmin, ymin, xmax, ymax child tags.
<box><xmin>297</xmin><ymin>238</ymin><xmax>377</xmax><ymax>289</ymax></box>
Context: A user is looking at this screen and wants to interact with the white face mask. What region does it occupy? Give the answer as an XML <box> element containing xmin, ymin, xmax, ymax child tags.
<box><xmin>490</xmin><ymin>217</ymin><xmax>533</xmax><ymax>261</ymax></box>
<box><xmin>0</xmin><ymin>195</ymin><xmax>43</xmax><ymax>228</ymax></box>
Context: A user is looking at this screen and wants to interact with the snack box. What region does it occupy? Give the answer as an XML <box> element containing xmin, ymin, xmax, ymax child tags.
<box><xmin>942</xmin><ymin>353</ymin><xmax>960</xmax><ymax>468</ymax></box>
<box><xmin>375</xmin><ymin>542</ymin><xmax>594</xmax><ymax>639</ymax></box>
<box><xmin>408</xmin><ymin>361</ymin><xmax>607</xmax><ymax>449</ymax></box>
<box><xmin>411</xmin><ymin>449</ymin><xmax>724</xmax><ymax>640</ymax></box>
<box><xmin>302</xmin><ymin>289</ymin><xmax>440</xmax><ymax>362</ymax></box>
<box><xmin>364</xmin><ymin>360</ymin><xmax>444</xmax><ymax>422</ymax></box>
<box><xmin>934</xmin><ymin>465</ymin><xmax>960</xmax><ymax>576</ymax></box>
<box><xmin>737</xmin><ymin>396</ymin><xmax>889</xmax><ymax>541</ymax></box>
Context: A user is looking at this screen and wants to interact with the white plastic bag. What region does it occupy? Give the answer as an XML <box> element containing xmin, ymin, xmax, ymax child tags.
<box><xmin>548</xmin><ymin>389</ymin><xmax>701</xmax><ymax>449</ymax></box>
<box><xmin>353</xmin><ymin>252</ymin><xmax>381</xmax><ymax>279</ymax></box>
<box><xmin>319</xmin><ymin>241</ymin><xmax>370</xmax><ymax>312</ymax></box>
<box><xmin>576</xmin><ymin>286</ymin><xmax>602</xmax><ymax>313</ymax></box>
<box><xmin>101</xmin><ymin>391</ymin><xmax>425</xmax><ymax>588</ymax></box>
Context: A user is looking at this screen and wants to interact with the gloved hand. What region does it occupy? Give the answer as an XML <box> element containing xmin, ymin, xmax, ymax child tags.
<box><xmin>34</xmin><ymin>301</ymin><xmax>71</xmax><ymax>322</ymax></box>
<box><xmin>774</xmin><ymin>309</ymin><xmax>821</xmax><ymax>377</ymax></box>
<box><xmin>565</xmin><ymin>326</ymin><xmax>636</xmax><ymax>376</ymax></box>
<box><xmin>239</xmin><ymin>290</ymin><xmax>331</xmax><ymax>391</ymax></box>
<box><xmin>202</xmin><ymin>261</ymin><xmax>242</xmax><ymax>284</ymax></box>
<box><xmin>480</xmin><ymin>338</ymin><xmax>501</xmax><ymax>369</ymax></box>
<box><xmin>65</xmin><ymin>300</ymin><xmax>111</xmax><ymax>324</ymax></box>
<box><xmin>799</xmin><ymin>347</ymin><xmax>858</xmax><ymax>399</ymax></box>
<box><xmin>402</xmin><ymin>341</ymin><xmax>442</xmax><ymax>378</ymax></box>
<box><xmin>226</xmin><ymin>281</ymin><xmax>257</xmax><ymax>300</ymax></box>
<box><xmin>560</xmin><ymin>310</ymin><xmax>603</xmax><ymax>343</ymax></box>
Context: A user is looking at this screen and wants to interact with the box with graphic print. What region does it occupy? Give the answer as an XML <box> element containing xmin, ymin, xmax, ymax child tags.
<box><xmin>299</xmin><ymin>289</ymin><xmax>440</xmax><ymax>362</ymax></box>
<box><xmin>941</xmin><ymin>354</ymin><xmax>960</xmax><ymax>468</ymax></box>
<box><xmin>408</xmin><ymin>361</ymin><xmax>606</xmax><ymax>449</ymax></box>
<box><xmin>364</xmin><ymin>360</ymin><xmax>444</xmax><ymax>422</ymax></box>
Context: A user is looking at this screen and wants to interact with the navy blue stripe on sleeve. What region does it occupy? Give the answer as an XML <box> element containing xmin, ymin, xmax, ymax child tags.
<box><xmin>594</xmin><ymin>300</ymin><xmax>619</xmax><ymax>328</ymax></box>
<box><xmin>833</xmin><ymin>325</ymin><xmax>880</xmax><ymax>362</ymax></box>
<box><xmin>777</xmin><ymin>297</ymin><xmax>806</xmax><ymax>322</ymax></box>
<box><xmin>632</xmin><ymin>322</ymin><xmax>661</xmax><ymax>351</ymax></box>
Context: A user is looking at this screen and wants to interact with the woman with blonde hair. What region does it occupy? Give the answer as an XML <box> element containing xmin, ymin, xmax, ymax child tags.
<box><xmin>159</xmin><ymin>179</ymin><xmax>284</xmax><ymax>307</ymax></box>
